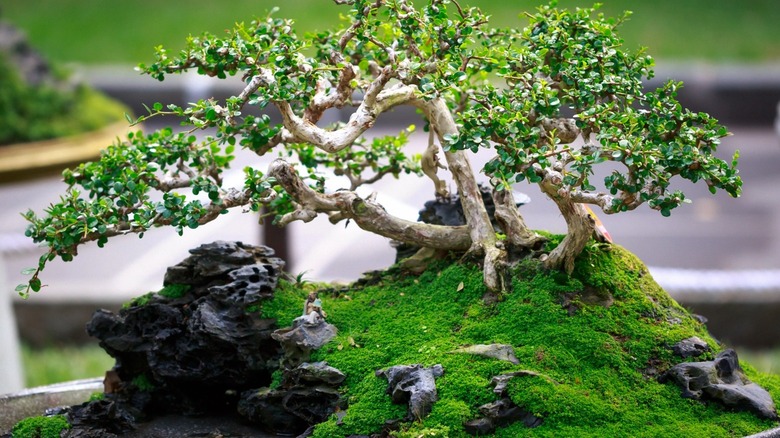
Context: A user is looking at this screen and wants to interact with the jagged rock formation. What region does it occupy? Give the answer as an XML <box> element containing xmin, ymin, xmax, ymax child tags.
<box><xmin>63</xmin><ymin>241</ymin><xmax>344</xmax><ymax>437</ymax></box>
<box><xmin>661</xmin><ymin>349</ymin><xmax>778</xmax><ymax>420</ymax></box>
<box><xmin>86</xmin><ymin>241</ymin><xmax>285</xmax><ymax>415</ymax></box>
<box><xmin>464</xmin><ymin>371</ymin><xmax>543</xmax><ymax>435</ymax></box>
<box><xmin>376</xmin><ymin>364</ymin><xmax>444</xmax><ymax>421</ymax></box>
<box><xmin>238</xmin><ymin>362</ymin><xmax>345</xmax><ymax>435</ymax></box>
<box><xmin>272</xmin><ymin>316</ymin><xmax>338</xmax><ymax>368</ymax></box>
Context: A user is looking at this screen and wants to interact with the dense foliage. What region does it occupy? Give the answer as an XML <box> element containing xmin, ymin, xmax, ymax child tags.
<box><xmin>21</xmin><ymin>1</ymin><xmax>741</xmax><ymax>296</ymax></box>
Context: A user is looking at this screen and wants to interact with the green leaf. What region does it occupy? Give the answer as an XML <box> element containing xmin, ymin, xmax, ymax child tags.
<box><xmin>21</xmin><ymin>267</ymin><xmax>37</xmax><ymax>275</ymax></box>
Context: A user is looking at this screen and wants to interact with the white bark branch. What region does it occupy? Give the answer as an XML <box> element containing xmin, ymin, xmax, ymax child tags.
<box><xmin>540</xmin><ymin>117</ymin><xmax>580</xmax><ymax>144</ymax></box>
<box><xmin>304</xmin><ymin>64</ymin><xmax>358</xmax><ymax>123</ymax></box>
<box><xmin>276</xmin><ymin>79</ymin><xmax>417</xmax><ymax>153</ymax></box>
<box><xmin>268</xmin><ymin>159</ymin><xmax>472</xmax><ymax>250</ymax></box>
<box><xmin>492</xmin><ymin>188</ymin><xmax>547</xmax><ymax>249</ymax></box>
<box><xmin>412</xmin><ymin>97</ymin><xmax>504</xmax><ymax>290</ymax></box>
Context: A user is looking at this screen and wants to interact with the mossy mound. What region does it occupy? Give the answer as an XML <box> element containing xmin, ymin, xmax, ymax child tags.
<box><xmin>261</xmin><ymin>243</ymin><xmax>780</xmax><ymax>437</ymax></box>
<box><xmin>11</xmin><ymin>415</ymin><xmax>70</xmax><ymax>438</ymax></box>
<box><xmin>0</xmin><ymin>49</ymin><xmax>129</xmax><ymax>147</ymax></box>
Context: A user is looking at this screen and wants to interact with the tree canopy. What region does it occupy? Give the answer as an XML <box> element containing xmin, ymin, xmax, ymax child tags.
<box><xmin>20</xmin><ymin>0</ymin><xmax>741</xmax><ymax>297</ymax></box>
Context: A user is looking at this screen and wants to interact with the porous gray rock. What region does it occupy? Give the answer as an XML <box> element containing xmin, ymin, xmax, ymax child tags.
<box><xmin>272</xmin><ymin>317</ymin><xmax>338</xmax><ymax>367</ymax></box>
<box><xmin>672</xmin><ymin>336</ymin><xmax>710</xmax><ymax>358</ymax></box>
<box><xmin>163</xmin><ymin>241</ymin><xmax>285</xmax><ymax>287</ymax></box>
<box><xmin>376</xmin><ymin>364</ymin><xmax>444</xmax><ymax>421</ymax></box>
<box><xmin>85</xmin><ymin>242</ymin><xmax>286</xmax><ymax>419</ymax></box>
<box><xmin>661</xmin><ymin>349</ymin><xmax>778</xmax><ymax>420</ymax></box>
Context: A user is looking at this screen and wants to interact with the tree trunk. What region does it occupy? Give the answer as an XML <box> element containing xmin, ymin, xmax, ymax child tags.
<box><xmin>413</xmin><ymin>98</ymin><xmax>504</xmax><ymax>291</ymax></box>
<box><xmin>492</xmin><ymin>188</ymin><xmax>547</xmax><ymax>250</ymax></box>
<box><xmin>540</xmin><ymin>182</ymin><xmax>594</xmax><ymax>274</ymax></box>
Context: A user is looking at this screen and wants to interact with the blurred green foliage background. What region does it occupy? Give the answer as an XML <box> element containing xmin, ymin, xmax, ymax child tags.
<box><xmin>3</xmin><ymin>0</ymin><xmax>780</xmax><ymax>65</ymax></box>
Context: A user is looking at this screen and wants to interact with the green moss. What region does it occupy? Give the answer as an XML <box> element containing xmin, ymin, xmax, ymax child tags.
<box><xmin>269</xmin><ymin>369</ymin><xmax>284</xmax><ymax>390</ymax></box>
<box><xmin>11</xmin><ymin>415</ymin><xmax>70</xmax><ymax>438</ymax></box>
<box><xmin>261</xmin><ymin>245</ymin><xmax>778</xmax><ymax>437</ymax></box>
<box><xmin>88</xmin><ymin>391</ymin><xmax>105</xmax><ymax>402</ymax></box>
<box><xmin>121</xmin><ymin>284</ymin><xmax>191</xmax><ymax>309</ymax></box>
<box><xmin>157</xmin><ymin>283</ymin><xmax>190</xmax><ymax>299</ymax></box>
<box><xmin>121</xmin><ymin>292</ymin><xmax>154</xmax><ymax>309</ymax></box>
<box><xmin>131</xmin><ymin>374</ymin><xmax>155</xmax><ymax>392</ymax></box>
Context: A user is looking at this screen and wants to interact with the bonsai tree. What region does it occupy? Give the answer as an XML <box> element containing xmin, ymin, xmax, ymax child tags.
<box><xmin>20</xmin><ymin>0</ymin><xmax>741</xmax><ymax>296</ymax></box>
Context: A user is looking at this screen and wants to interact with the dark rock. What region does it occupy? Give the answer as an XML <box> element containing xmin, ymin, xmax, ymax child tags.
<box><xmin>119</xmin><ymin>413</ymin><xmax>276</xmax><ymax>437</ymax></box>
<box><xmin>64</xmin><ymin>399</ymin><xmax>137</xmax><ymax>437</ymax></box>
<box><xmin>464</xmin><ymin>371</ymin><xmax>544</xmax><ymax>435</ymax></box>
<box><xmin>463</xmin><ymin>417</ymin><xmax>495</xmax><ymax>435</ymax></box>
<box><xmin>163</xmin><ymin>241</ymin><xmax>285</xmax><ymax>287</ymax></box>
<box><xmin>85</xmin><ymin>242</ymin><xmax>286</xmax><ymax>418</ymax></box>
<box><xmin>662</xmin><ymin>349</ymin><xmax>778</xmax><ymax>420</ymax></box>
<box><xmin>672</xmin><ymin>336</ymin><xmax>710</xmax><ymax>358</ymax></box>
<box><xmin>376</xmin><ymin>364</ymin><xmax>444</xmax><ymax>420</ymax></box>
<box><xmin>490</xmin><ymin>371</ymin><xmax>542</xmax><ymax>396</ymax></box>
<box><xmin>237</xmin><ymin>385</ymin><xmax>342</xmax><ymax>435</ymax></box>
<box><xmin>208</xmin><ymin>263</ymin><xmax>279</xmax><ymax>306</ymax></box>
<box><xmin>463</xmin><ymin>397</ymin><xmax>543</xmax><ymax>435</ymax></box>
<box><xmin>272</xmin><ymin>316</ymin><xmax>338</xmax><ymax>367</ymax></box>
<box><xmin>417</xmin><ymin>185</ymin><xmax>529</xmax><ymax>228</ymax></box>
<box><xmin>297</xmin><ymin>425</ymin><xmax>316</xmax><ymax>437</ymax></box>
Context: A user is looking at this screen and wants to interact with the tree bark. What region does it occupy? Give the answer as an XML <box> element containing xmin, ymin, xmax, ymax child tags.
<box><xmin>539</xmin><ymin>178</ymin><xmax>594</xmax><ymax>274</ymax></box>
<box><xmin>492</xmin><ymin>188</ymin><xmax>547</xmax><ymax>250</ymax></box>
<box><xmin>268</xmin><ymin>159</ymin><xmax>472</xmax><ymax>250</ymax></box>
<box><xmin>413</xmin><ymin>97</ymin><xmax>504</xmax><ymax>291</ymax></box>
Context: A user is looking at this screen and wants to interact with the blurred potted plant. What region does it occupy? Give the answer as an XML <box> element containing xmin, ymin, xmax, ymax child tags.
<box><xmin>0</xmin><ymin>19</ymin><xmax>130</xmax><ymax>182</ymax></box>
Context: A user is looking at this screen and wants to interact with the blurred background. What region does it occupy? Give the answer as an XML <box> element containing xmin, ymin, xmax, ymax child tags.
<box><xmin>1</xmin><ymin>0</ymin><xmax>779</xmax><ymax>392</ymax></box>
